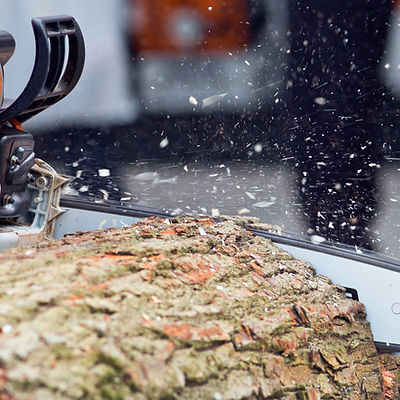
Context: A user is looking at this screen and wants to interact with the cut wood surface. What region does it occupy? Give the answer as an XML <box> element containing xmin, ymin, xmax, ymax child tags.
<box><xmin>0</xmin><ymin>216</ymin><xmax>397</xmax><ymax>399</ymax></box>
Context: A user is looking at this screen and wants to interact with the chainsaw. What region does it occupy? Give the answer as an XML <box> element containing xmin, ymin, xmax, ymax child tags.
<box><xmin>0</xmin><ymin>15</ymin><xmax>84</xmax><ymax>246</ymax></box>
<box><xmin>1</xmin><ymin>15</ymin><xmax>399</xmax><ymax>354</ymax></box>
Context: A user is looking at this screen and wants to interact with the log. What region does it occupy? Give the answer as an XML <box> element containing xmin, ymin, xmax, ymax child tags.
<box><xmin>0</xmin><ymin>216</ymin><xmax>397</xmax><ymax>399</ymax></box>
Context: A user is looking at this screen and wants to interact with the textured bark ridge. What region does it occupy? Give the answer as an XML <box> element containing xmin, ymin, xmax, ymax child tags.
<box><xmin>0</xmin><ymin>216</ymin><xmax>398</xmax><ymax>399</ymax></box>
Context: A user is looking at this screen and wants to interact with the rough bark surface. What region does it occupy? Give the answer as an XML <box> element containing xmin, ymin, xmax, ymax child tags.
<box><xmin>0</xmin><ymin>216</ymin><xmax>397</xmax><ymax>400</ymax></box>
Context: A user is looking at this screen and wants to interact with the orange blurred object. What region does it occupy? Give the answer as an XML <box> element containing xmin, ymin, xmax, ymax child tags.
<box><xmin>130</xmin><ymin>0</ymin><xmax>251</xmax><ymax>54</ymax></box>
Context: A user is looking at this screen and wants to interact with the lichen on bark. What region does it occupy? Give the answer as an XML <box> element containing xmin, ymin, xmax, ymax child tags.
<box><xmin>0</xmin><ymin>216</ymin><xmax>397</xmax><ymax>399</ymax></box>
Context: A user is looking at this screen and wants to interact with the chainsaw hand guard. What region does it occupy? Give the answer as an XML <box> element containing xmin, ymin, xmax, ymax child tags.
<box><xmin>0</xmin><ymin>15</ymin><xmax>85</xmax><ymax>125</ymax></box>
<box><xmin>0</xmin><ymin>15</ymin><xmax>85</xmax><ymax>218</ymax></box>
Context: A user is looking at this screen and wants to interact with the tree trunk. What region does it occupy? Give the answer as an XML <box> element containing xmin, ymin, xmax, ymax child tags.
<box><xmin>0</xmin><ymin>216</ymin><xmax>397</xmax><ymax>399</ymax></box>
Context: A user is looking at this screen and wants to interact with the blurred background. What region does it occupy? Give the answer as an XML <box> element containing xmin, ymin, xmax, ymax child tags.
<box><xmin>2</xmin><ymin>0</ymin><xmax>400</xmax><ymax>256</ymax></box>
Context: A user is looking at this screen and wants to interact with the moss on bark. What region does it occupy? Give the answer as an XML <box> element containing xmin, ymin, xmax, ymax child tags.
<box><xmin>0</xmin><ymin>216</ymin><xmax>396</xmax><ymax>399</ymax></box>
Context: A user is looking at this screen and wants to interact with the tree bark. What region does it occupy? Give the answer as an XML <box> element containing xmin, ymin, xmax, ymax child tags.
<box><xmin>0</xmin><ymin>216</ymin><xmax>397</xmax><ymax>399</ymax></box>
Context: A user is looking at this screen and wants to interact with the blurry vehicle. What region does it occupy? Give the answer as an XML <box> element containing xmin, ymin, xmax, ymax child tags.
<box><xmin>0</xmin><ymin>0</ymin><xmax>288</xmax><ymax>129</ymax></box>
<box><xmin>127</xmin><ymin>0</ymin><xmax>288</xmax><ymax>114</ymax></box>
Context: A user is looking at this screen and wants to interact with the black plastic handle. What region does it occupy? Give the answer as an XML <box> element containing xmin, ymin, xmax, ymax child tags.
<box><xmin>0</xmin><ymin>31</ymin><xmax>15</xmax><ymax>110</ymax></box>
<box><xmin>0</xmin><ymin>31</ymin><xmax>15</xmax><ymax>67</ymax></box>
<box><xmin>0</xmin><ymin>15</ymin><xmax>85</xmax><ymax>126</ymax></box>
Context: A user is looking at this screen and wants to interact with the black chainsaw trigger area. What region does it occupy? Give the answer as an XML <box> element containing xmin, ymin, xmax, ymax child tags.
<box><xmin>0</xmin><ymin>15</ymin><xmax>85</xmax><ymax>218</ymax></box>
<box><xmin>0</xmin><ymin>15</ymin><xmax>85</xmax><ymax>125</ymax></box>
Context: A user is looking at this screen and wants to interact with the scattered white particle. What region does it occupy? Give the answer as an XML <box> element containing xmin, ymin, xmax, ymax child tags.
<box><xmin>98</xmin><ymin>220</ymin><xmax>107</xmax><ymax>229</ymax></box>
<box><xmin>275</xmin><ymin>98</ymin><xmax>279</xmax><ymax>103</ymax></box>
<box><xmin>264</xmin><ymin>307</ymin><xmax>268</xmax><ymax>313</ymax></box>
<box><xmin>64</xmin><ymin>146</ymin><xmax>70</xmax><ymax>152</ymax></box>
<box><xmin>355</xmin><ymin>246</ymin><xmax>363</xmax><ymax>254</ymax></box>
<box><xmin>314</xmin><ymin>97</ymin><xmax>327</xmax><ymax>105</ymax></box>
<box><xmin>120</xmin><ymin>197</ymin><xmax>131</xmax><ymax>201</ymax></box>
<box><xmin>253</xmin><ymin>201</ymin><xmax>275</xmax><ymax>208</ymax></box>
<box><xmin>238</xmin><ymin>208</ymin><xmax>250</xmax><ymax>215</ymax></box>
<box><xmin>214</xmin><ymin>392</ymin><xmax>223</xmax><ymax>400</ymax></box>
<box><xmin>202</xmin><ymin>92</ymin><xmax>228</xmax><ymax>108</ymax></box>
<box><xmin>211</xmin><ymin>208</ymin><xmax>220</xmax><ymax>217</ymax></box>
<box><xmin>189</xmin><ymin>96</ymin><xmax>198</xmax><ymax>106</ymax></box>
<box><xmin>99</xmin><ymin>189</ymin><xmax>109</xmax><ymax>200</ymax></box>
<box><xmin>159</xmin><ymin>137</ymin><xmax>169</xmax><ymax>148</ymax></box>
<box><xmin>209</xmin><ymin>173</ymin><xmax>219</xmax><ymax>177</ymax></box>
<box><xmin>245</xmin><ymin>192</ymin><xmax>256</xmax><ymax>200</ymax></box>
<box><xmin>349</xmin><ymin>153</ymin><xmax>355</xmax><ymax>159</ymax></box>
<box><xmin>216</xmin><ymin>285</ymin><xmax>224</xmax><ymax>291</ymax></box>
<box><xmin>183</xmin><ymin>165</ymin><xmax>188</xmax><ymax>172</ymax></box>
<box><xmin>244</xmin><ymin>60</ymin><xmax>250</xmax><ymax>66</ymax></box>
<box><xmin>133</xmin><ymin>172</ymin><xmax>159</xmax><ymax>182</ymax></box>
<box><xmin>310</xmin><ymin>235</ymin><xmax>326</xmax><ymax>245</ymax></box>
<box><xmin>390</xmin><ymin>198</ymin><xmax>398</xmax><ymax>202</ymax></box>
<box><xmin>76</xmin><ymin>170</ymin><xmax>82</xmax><ymax>178</ymax></box>
<box><xmin>98</xmin><ymin>168</ymin><xmax>110</xmax><ymax>177</ymax></box>
<box><xmin>72</xmin><ymin>161</ymin><xmax>79</xmax><ymax>167</ymax></box>
<box><xmin>78</xmin><ymin>185</ymin><xmax>89</xmax><ymax>192</ymax></box>
<box><xmin>385</xmin><ymin>63</ymin><xmax>390</xmax><ymax>69</ymax></box>
<box><xmin>254</xmin><ymin>143</ymin><xmax>262</xmax><ymax>153</ymax></box>
<box><xmin>199</xmin><ymin>227</ymin><xmax>207</xmax><ymax>236</ymax></box>
<box><xmin>2</xmin><ymin>325</ymin><xmax>12</xmax><ymax>334</ymax></box>
<box><xmin>150</xmin><ymin>86</ymin><xmax>155</xmax><ymax>90</ymax></box>
<box><xmin>208</xmin><ymin>6</ymin><xmax>213</xmax><ymax>11</ymax></box>
<box><xmin>368</xmin><ymin>163</ymin><xmax>377</xmax><ymax>167</ymax></box>
<box><xmin>328</xmin><ymin>221</ymin><xmax>334</xmax><ymax>229</ymax></box>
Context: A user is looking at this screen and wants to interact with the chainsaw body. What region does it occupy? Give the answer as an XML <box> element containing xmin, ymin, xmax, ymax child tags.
<box><xmin>0</xmin><ymin>15</ymin><xmax>84</xmax><ymax>243</ymax></box>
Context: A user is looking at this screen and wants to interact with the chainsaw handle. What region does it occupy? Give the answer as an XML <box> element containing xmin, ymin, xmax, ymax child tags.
<box><xmin>0</xmin><ymin>31</ymin><xmax>15</xmax><ymax>109</ymax></box>
<box><xmin>0</xmin><ymin>15</ymin><xmax>85</xmax><ymax>126</ymax></box>
<box><xmin>0</xmin><ymin>31</ymin><xmax>15</xmax><ymax>67</ymax></box>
